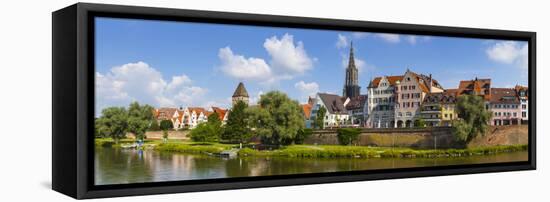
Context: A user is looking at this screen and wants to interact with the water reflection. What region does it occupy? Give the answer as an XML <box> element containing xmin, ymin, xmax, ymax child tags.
<box><xmin>95</xmin><ymin>148</ymin><xmax>528</xmax><ymax>185</ymax></box>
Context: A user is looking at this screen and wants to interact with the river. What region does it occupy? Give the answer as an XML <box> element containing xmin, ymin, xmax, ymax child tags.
<box><xmin>95</xmin><ymin>148</ymin><xmax>527</xmax><ymax>185</ymax></box>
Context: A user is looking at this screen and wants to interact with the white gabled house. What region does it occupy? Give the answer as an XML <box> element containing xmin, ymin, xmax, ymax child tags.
<box><xmin>310</xmin><ymin>93</ymin><xmax>350</xmax><ymax>128</ymax></box>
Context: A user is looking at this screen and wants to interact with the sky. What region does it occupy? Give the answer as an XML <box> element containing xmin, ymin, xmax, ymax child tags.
<box><xmin>95</xmin><ymin>17</ymin><xmax>529</xmax><ymax>116</ymax></box>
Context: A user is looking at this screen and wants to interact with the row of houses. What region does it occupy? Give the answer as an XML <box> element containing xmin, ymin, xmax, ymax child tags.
<box><xmin>152</xmin><ymin>82</ymin><xmax>251</xmax><ymax>130</ymax></box>
<box><xmin>301</xmin><ymin>42</ymin><xmax>529</xmax><ymax>129</ymax></box>
<box><xmin>304</xmin><ymin>69</ymin><xmax>529</xmax><ymax>129</ymax></box>
<box><xmin>153</xmin><ymin>106</ymin><xmax>229</xmax><ymax>129</ymax></box>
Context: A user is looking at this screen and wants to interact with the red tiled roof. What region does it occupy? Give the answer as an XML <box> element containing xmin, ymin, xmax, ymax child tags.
<box><xmin>490</xmin><ymin>88</ymin><xmax>520</xmax><ymax>104</ymax></box>
<box><xmin>370</xmin><ymin>75</ymin><xmax>404</xmax><ymax>87</ymax></box>
<box><xmin>457</xmin><ymin>78</ymin><xmax>491</xmax><ymax>100</ymax></box>
<box><xmin>212</xmin><ymin>107</ymin><xmax>228</xmax><ymax>120</ymax></box>
<box><xmin>301</xmin><ymin>104</ymin><xmax>312</xmax><ymax>119</ymax></box>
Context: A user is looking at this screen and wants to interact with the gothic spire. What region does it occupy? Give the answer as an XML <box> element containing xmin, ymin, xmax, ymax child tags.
<box><xmin>348</xmin><ymin>41</ymin><xmax>356</xmax><ymax>69</ymax></box>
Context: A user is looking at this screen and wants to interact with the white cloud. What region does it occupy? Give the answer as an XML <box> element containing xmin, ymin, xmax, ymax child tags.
<box><xmin>407</xmin><ymin>36</ymin><xmax>417</xmax><ymax>45</ymax></box>
<box><xmin>218</xmin><ymin>47</ymin><xmax>272</xmax><ymax>80</ymax></box>
<box><xmin>486</xmin><ymin>41</ymin><xmax>528</xmax><ymax>69</ymax></box>
<box><xmin>336</xmin><ymin>34</ymin><xmax>349</xmax><ymax>49</ymax></box>
<box><xmin>249</xmin><ymin>91</ymin><xmax>265</xmax><ymax>106</ymax></box>
<box><xmin>341</xmin><ymin>54</ymin><xmax>374</xmax><ymax>74</ymax></box>
<box><xmin>294</xmin><ymin>81</ymin><xmax>319</xmax><ymax>99</ymax></box>
<box><xmin>376</xmin><ymin>33</ymin><xmax>400</xmax><ymax>43</ymax></box>
<box><xmin>96</xmin><ymin>61</ymin><xmax>210</xmax><ymax>116</ymax></box>
<box><xmin>352</xmin><ymin>32</ymin><xmax>368</xmax><ymax>39</ymax></box>
<box><xmin>264</xmin><ymin>33</ymin><xmax>313</xmax><ymax>74</ymax></box>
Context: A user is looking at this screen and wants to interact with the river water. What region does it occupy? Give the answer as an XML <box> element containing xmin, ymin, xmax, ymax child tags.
<box><xmin>95</xmin><ymin>148</ymin><xmax>527</xmax><ymax>185</ymax></box>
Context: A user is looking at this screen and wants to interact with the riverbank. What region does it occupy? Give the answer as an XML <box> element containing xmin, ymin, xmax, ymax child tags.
<box><xmin>96</xmin><ymin>138</ymin><xmax>527</xmax><ymax>159</ymax></box>
<box><xmin>153</xmin><ymin>141</ymin><xmax>527</xmax><ymax>159</ymax></box>
<box><xmin>237</xmin><ymin>144</ymin><xmax>527</xmax><ymax>158</ymax></box>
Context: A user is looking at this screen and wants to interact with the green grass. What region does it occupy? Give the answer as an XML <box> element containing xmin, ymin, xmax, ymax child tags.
<box><xmin>155</xmin><ymin>142</ymin><xmax>236</xmax><ymax>154</ymax></box>
<box><xmin>237</xmin><ymin>144</ymin><xmax>528</xmax><ymax>159</ymax></box>
<box><xmin>95</xmin><ymin>137</ymin><xmax>527</xmax><ymax>159</ymax></box>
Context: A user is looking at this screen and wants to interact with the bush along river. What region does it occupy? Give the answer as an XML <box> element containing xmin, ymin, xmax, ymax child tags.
<box><xmin>95</xmin><ymin>143</ymin><xmax>528</xmax><ymax>185</ymax></box>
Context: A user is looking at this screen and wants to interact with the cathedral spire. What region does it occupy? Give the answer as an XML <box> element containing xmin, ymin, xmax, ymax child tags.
<box><xmin>348</xmin><ymin>41</ymin><xmax>356</xmax><ymax>69</ymax></box>
<box><xmin>343</xmin><ymin>41</ymin><xmax>361</xmax><ymax>98</ymax></box>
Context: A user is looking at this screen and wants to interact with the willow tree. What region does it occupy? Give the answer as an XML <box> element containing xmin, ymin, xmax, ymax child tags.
<box><xmin>452</xmin><ymin>95</ymin><xmax>492</xmax><ymax>144</ymax></box>
<box><xmin>247</xmin><ymin>91</ymin><xmax>305</xmax><ymax>145</ymax></box>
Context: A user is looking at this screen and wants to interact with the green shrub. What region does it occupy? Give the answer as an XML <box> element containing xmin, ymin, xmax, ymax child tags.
<box><xmin>149</xmin><ymin>120</ymin><xmax>160</xmax><ymax>131</ymax></box>
<box><xmin>159</xmin><ymin>120</ymin><xmax>174</xmax><ymax>131</ymax></box>
<box><xmin>294</xmin><ymin>128</ymin><xmax>313</xmax><ymax>144</ymax></box>
<box><xmin>336</xmin><ymin>128</ymin><xmax>361</xmax><ymax>145</ymax></box>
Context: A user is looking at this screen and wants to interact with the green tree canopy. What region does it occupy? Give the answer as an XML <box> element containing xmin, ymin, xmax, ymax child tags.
<box><xmin>127</xmin><ymin>102</ymin><xmax>155</xmax><ymax>141</ymax></box>
<box><xmin>247</xmin><ymin>91</ymin><xmax>305</xmax><ymax>145</ymax></box>
<box><xmin>190</xmin><ymin>123</ymin><xmax>220</xmax><ymax>142</ymax></box>
<box><xmin>314</xmin><ymin>106</ymin><xmax>327</xmax><ymax>129</ymax></box>
<box><xmin>414</xmin><ymin>119</ymin><xmax>426</xmax><ymax>128</ymax></box>
<box><xmin>96</xmin><ymin>107</ymin><xmax>128</xmax><ymax>144</ymax></box>
<box><xmin>222</xmin><ymin>101</ymin><xmax>251</xmax><ymax>144</ymax></box>
<box><xmin>337</xmin><ymin>128</ymin><xmax>361</xmax><ymax>146</ymax></box>
<box><xmin>159</xmin><ymin>120</ymin><xmax>174</xmax><ymax>131</ymax></box>
<box><xmin>294</xmin><ymin>128</ymin><xmax>313</xmax><ymax>144</ymax></box>
<box><xmin>452</xmin><ymin>95</ymin><xmax>493</xmax><ymax>143</ymax></box>
<box><xmin>149</xmin><ymin>120</ymin><xmax>160</xmax><ymax>131</ymax></box>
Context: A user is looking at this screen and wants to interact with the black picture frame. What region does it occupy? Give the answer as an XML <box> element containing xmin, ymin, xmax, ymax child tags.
<box><xmin>52</xmin><ymin>3</ymin><xmax>536</xmax><ymax>199</ymax></box>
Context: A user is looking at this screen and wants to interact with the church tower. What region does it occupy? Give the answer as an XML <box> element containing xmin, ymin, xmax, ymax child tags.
<box><xmin>232</xmin><ymin>82</ymin><xmax>249</xmax><ymax>106</ymax></box>
<box><xmin>343</xmin><ymin>41</ymin><xmax>361</xmax><ymax>98</ymax></box>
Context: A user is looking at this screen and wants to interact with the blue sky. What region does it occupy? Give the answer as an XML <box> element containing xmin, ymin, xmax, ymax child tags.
<box><xmin>95</xmin><ymin>17</ymin><xmax>528</xmax><ymax>116</ymax></box>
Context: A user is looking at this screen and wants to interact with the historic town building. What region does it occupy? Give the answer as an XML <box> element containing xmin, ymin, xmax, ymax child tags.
<box><xmin>456</xmin><ymin>78</ymin><xmax>492</xmax><ymax>100</ymax></box>
<box><xmin>366</xmin><ymin>69</ymin><xmax>444</xmax><ymax>128</ymax></box>
<box><xmin>394</xmin><ymin>70</ymin><xmax>444</xmax><ymax>127</ymax></box>
<box><xmin>345</xmin><ymin>95</ymin><xmax>368</xmax><ymax>126</ymax></box>
<box><xmin>366</xmin><ymin>75</ymin><xmax>401</xmax><ymax>128</ymax></box>
<box><xmin>420</xmin><ymin>90</ymin><xmax>458</xmax><ymax>127</ymax></box>
<box><xmin>232</xmin><ymin>82</ymin><xmax>249</xmax><ymax>106</ymax></box>
<box><xmin>310</xmin><ymin>93</ymin><xmax>350</xmax><ymax>128</ymax></box>
<box><xmin>488</xmin><ymin>88</ymin><xmax>522</xmax><ymax>126</ymax></box>
<box><xmin>342</xmin><ymin>42</ymin><xmax>361</xmax><ymax>98</ymax></box>
<box><xmin>515</xmin><ymin>85</ymin><xmax>529</xmax><ymax>124</ymax></box>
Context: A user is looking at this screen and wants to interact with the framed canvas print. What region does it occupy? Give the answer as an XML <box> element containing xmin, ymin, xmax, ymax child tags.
<box><xmin>52</xmin><ymin>3</ymin><xmax>536</xmax><ymax>199</ymax></box>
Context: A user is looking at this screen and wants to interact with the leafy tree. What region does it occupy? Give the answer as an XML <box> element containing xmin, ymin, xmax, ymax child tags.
<box><xmin>314</xmin><ymin>106</ymin><xmax>327</xmax><ymax>129</ymax></box>
<box><xmin>452</xmin><ymin>95</ymin><xmax>493</xmax><ymax>143</ymax></box>
<box><xmin>189</xmin><ymin>112</ymin><xmax>224</xmax><ymax>142</ymax></box>
<box><xmin>127</xmin><ymin>102</ymin><xmax>155</xmax><ymax>141</ymax></box>
<box><xmin>159</xmin><ymin>120</ymin><xmax>174</xmax><ymax>131</ymax></box>
<box><xmin>149</xmin><ymin>120</ymin><xmax>160</xmax><ymax>131</ymax></box>
<box><xmin>414</xmin><ymin>119</ymin><xmax>426</xmax><ymax>128</ymax></box>
<box><xmin>247</xmin><ymin>91</ymin><xmax>305</xmax><ymax>145</ymax></box>
<box><xmin>159</xmin><ymin>119</ymin><xmax>173</xmax><ymax>143</ymax></box>
<box><xmin>222</xmin><ymin>101</ymin><xmax>251</xmax><ymax>144</ymax></box>
<box><xmin>190</xmin><ymin>123</ymin><xmax>220</xmax><ymax>142</ymax></box>
<box><xmin>294</xmin><ymin>128</ymin><xmax>313</xmax><ymax>144</ymax></box>
<box><xmin>96</xmin><ymin>107</ymin><xmax>128</xmax><ymax>144</ymax></box>
<box><xmin>207</xmin><ymin>112</ymin><xmax>222</xmax><ymax>136</ymax></box>
<box><xmin>337</xmin><ymin>128</ymin><xmax>361</xmax><ymax>146</ymax></box>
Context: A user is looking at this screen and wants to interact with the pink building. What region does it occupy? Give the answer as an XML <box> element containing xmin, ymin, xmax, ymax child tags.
<box><xmin>488</xmin><ymin>88</ymin><xmax>522</xmax><ymax>125</ymax></box>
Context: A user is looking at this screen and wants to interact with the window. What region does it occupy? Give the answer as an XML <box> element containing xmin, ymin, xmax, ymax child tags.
<box><xmin>406</xmin><ymin>112</ymin><xmax>412</xmax><ymax>117</ymax></box>
<box><xmin>522</xmin><ymin>104</ymin><xmax>527</xmax><ymax>109</ymax></box>
<box><xmin>513</xmin><ymin>112</ymin><xmax>517</xmax><ymax>117</ymax></box>
<box><xmin>522</xmin><ymin>112</ymin><xmax>527</xmax><ymax>118</ymax></box>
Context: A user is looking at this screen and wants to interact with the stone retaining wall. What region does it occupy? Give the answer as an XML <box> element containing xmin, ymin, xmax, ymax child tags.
<box><xmin>304</xmin><ymin>125</ymin><xmax>528</xmax><ymax>149</ymax></box>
